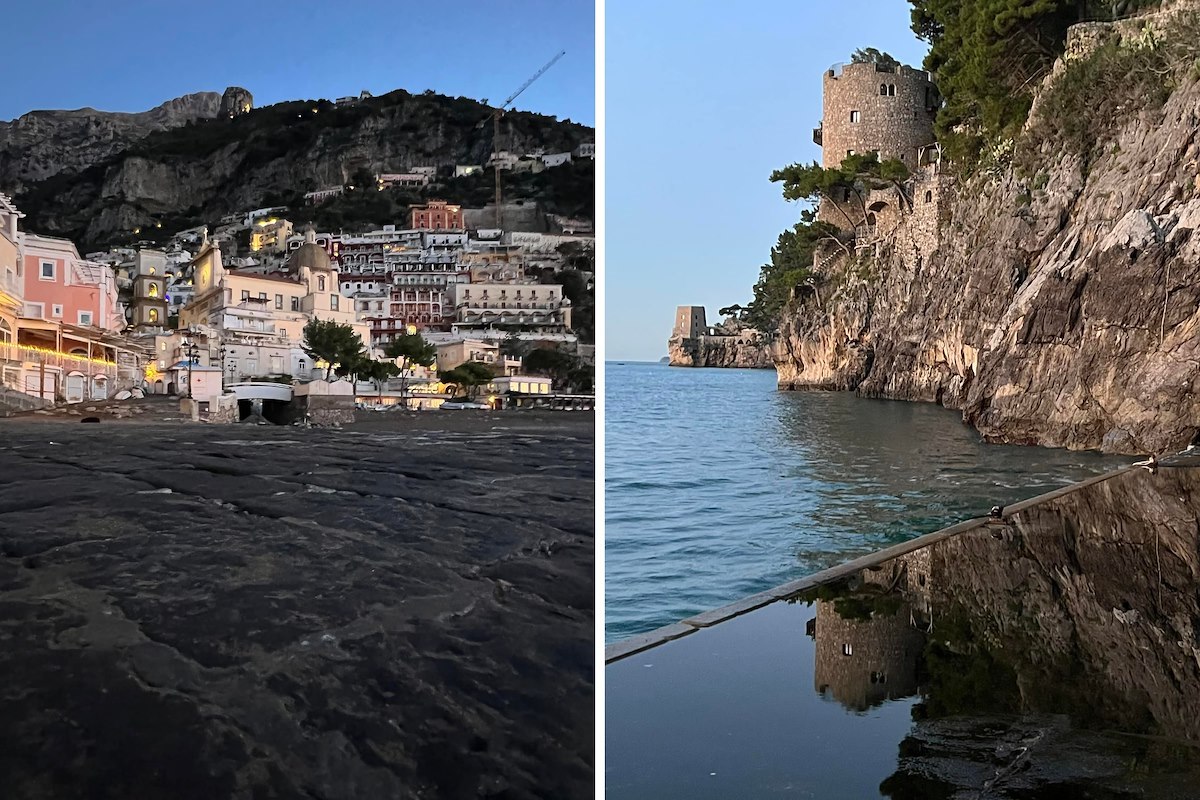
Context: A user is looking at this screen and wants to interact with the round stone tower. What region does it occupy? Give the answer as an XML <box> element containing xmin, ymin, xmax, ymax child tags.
<box><xmin>813</xmin><ymin>61</ymin><xmax>939</xmax><ymax>169</ymax></box>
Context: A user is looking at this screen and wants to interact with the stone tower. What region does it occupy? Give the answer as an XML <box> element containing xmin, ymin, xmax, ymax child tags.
<box><xmin>813</xmin><ymin>61</ymin><xmax>938</xmax><ymax>169</ymax></box>
<box><xmin>673</xmin><ymin>306</ymin><xmax>707</xmax><ymax>340</ymax></box>
<box><xmin>219</xmin><ymin>86</ymin><xmax>254</xmax><ymax>118</ymax></box>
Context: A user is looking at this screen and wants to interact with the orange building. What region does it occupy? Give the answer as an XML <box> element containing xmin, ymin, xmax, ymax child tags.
<box><xmin>409</xmin><ymin>200</ymin><xmax>463</xmax><ymax>231</ymax></box>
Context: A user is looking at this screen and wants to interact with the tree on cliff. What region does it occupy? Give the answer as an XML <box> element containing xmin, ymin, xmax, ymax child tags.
<box><xmin>302</xmin><ymin>318</ymin><xmax>365</xmax><ymax>379</ymax></box>
<box><xmin>770</xmin><ymin>152</ymin><xmax>911</xmax><ymax>228</ymax></box>
<box><xmin>744</xmin><ymin>221</ymin><xmax>831</xmax><ymax>332</ymax></box>
<box><xmin>907</xmin><ymin>0</ymin><xmax>1146</xmax><ymax>162</ymax></box>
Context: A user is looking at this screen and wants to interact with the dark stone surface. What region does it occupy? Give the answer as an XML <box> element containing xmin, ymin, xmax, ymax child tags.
<box><xmin>0</xmin><ymin>413</ymin><xmax>594</xmax><ymax>799</ymax></box>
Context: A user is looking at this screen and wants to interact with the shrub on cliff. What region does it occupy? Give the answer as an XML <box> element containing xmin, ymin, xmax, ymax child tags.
<box><xmin>909</xmin><ymin>0</ymin><xmax>1164</xmax><ymax>164</ymax></box>
<box><xmin>1024</xmin><ymin>12</ymin><xmax>1200</xmax><ymax>166</ymax></box>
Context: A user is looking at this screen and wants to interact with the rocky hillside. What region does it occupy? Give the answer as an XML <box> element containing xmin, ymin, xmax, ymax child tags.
<box><xmin>7</xmin><ymin>88</ymin><xmax>592</xmax><ymax>249</ymax></box>
<box><xmin>774</xmin><ymin>6</ymin><xmax>1200</xmax><ymax>455</ymax></box>
<box><xmin>0</xmin><ymin>88</ymin><xmax>245</xmax><ymax>189</ymax></box>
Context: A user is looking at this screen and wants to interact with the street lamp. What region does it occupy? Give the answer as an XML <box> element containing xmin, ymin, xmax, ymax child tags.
<box><xmin>182</xmin><ymin>338</ymin><xmax>199</xmax><ymax>399</ymax></box>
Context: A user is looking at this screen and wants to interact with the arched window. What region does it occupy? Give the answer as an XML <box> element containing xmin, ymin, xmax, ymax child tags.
<box><xmin>924</xmin><ymin>190</ymin><xmax>933</xmax><ymax>204</ymax></box>
<box><xmin>148</xmin><ymin>308</ymin><xmax>159</xmax><ymax>323</ymax></box>
<box><xmin>148</xmin><ymin>283</ymin><xmax>159</xmax><ymax>297</ymax></box>
<box><xmin>318</xmin><ymin>275</ymin><xmax>326</xmax><ymax>291</ymax></box>
<box><xmin>879</xmin><ymin>83</ymin><xmax>887</xmax><ymax>95</ymax></box>
<box><xmin>888</xmin><ymin>84</ymin><xmax>896</xmax><ymax>96</ymax></box>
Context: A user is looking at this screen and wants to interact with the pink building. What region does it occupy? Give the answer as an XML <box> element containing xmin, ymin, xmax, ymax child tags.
<box><xmin>20</xmin><ymin>234</ymin><xmax>121</xmax><ymax>331</ymax></box>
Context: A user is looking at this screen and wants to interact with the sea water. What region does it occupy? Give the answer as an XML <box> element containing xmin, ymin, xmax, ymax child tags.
<box><xmin>604</xmin><ymin>361</ymin><xmax>1125</xmax><ymax>642</ymax></box>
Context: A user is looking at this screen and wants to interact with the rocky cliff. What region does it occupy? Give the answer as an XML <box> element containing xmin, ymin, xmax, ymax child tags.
<box><xmin>668</xmin><ymin>329</ymin><xmax>773</xmax><ymax>369</ymax></box>
<box><xmin>0</xmin><ymin>88</ymin><xmax>250</xmax><ymax>190</ymax></box>
<box><xmin>774</xmin><ymin>10</ymin><xmax>1200</xmax><ymax>455</ymax></box>
<box><xmin>672</xmin><ymin>316</ymin><xmax>772</xmax><ymax>371</ymax></box>
<box><xmin>8</xmin><ymin>89</ymin><xmax>590</xmax><ymax>248</ymax></box>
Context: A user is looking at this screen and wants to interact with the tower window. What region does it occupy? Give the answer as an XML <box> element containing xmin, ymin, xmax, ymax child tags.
<box><xmin>888</xmin><ymin>84</ymin><xmax>897</xmax><ymax>96</ymax></box>
<box><xmin>925</xmin><ymin>190</ymin><xmax>933</xmax><ymax>204</ymax></box>
<box><xmin>850</xmin><ymin>110</ymin><xmax>860</xmax><ymax>123</ymax></box>
<box><xmin>842</xmin><ymin>643</ymin><xmax>853</xmax><ymax>657</ymax></box>
<box><xmin>879</xmin><ymin>83</ymin><xmax>887</xmax><ymax>95</ymax></box>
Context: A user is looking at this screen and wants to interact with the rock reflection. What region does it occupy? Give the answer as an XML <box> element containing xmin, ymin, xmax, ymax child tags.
<box><xmin>800</xmin><ymin>464</ymin><xmax>1200</xmax><ymax>795</ymax></box>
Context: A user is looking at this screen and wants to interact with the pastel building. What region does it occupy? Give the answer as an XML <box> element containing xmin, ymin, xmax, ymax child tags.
<box><xmin>180</xmin><ymin>229</ymin><xmax>372</xmax><ymax>381</ymax></box>
<box><xmin>0</xmin><ymin>217</ymin><xmax>141</xmax><ymax>402</ymax></box>
<box><xmin>21</xmin><ymin>234</ymin><xmax>121</xmax><ymax>332</ymax></box>
<box><xmin>0</xmin><ymin>193</ymin><xmax>23</xmax><ymax>389</ymax></box>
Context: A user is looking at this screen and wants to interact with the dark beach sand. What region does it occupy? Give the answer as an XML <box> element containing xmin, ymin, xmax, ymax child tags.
<box><xmin>0</xmin><ymin>403</ymin><xmax>595</xmax><ymax>798</ymax></box>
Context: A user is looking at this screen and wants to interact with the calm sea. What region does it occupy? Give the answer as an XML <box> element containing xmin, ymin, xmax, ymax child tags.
<box><xmin>604</xmin><ymin>361</ymin><xmax>1126</xmax><ymax>642</ymax></box>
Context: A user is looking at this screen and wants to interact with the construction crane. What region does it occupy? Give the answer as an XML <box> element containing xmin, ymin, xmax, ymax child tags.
<box><xmin>484</xmin><ymin>51</ymin><xmax>567</xmax><ymax>229</ymax></box>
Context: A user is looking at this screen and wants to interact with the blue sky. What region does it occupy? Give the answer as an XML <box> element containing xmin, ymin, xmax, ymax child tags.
<box><xmin>0</xmin><ymin>1</ymin><xmax>594</xmax><ymax>126</ymax></box>
<box><xmin>606</xmin><ymin>1</ymin><xmax>929</xmax><ymax>361</ymax></box>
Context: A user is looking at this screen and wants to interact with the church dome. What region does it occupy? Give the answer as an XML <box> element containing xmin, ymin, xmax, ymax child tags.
<box><xmin>286</xmin><ymin>227</ymin><xmax>332</xmax><ymax>273</ymax></box>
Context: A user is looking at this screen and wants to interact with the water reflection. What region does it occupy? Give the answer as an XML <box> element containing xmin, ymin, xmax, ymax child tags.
<box><xmin>798</xmin><ymin>463</ymin><xmax>1200</xmax><ymax>795</ymax></box>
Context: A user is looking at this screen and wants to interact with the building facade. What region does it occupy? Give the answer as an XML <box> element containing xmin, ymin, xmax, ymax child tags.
<box><xmin>410</xmin><ymin>200</ymin><xmax>464</xmax><ymax>231</ymax></box>
<box><xmin>180</xmin><ymin>231</ymin><xmax>371</xmax><ymax>381</ymax></box>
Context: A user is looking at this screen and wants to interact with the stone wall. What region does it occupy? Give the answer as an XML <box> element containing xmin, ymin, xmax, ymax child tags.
<box><xmin>819</xmin><ymin>62</ymin><xmax>938</xmax><ymax>170</ymax></box>
<box><xmin>294</xmin><ymin>393</ymin><xmax>354</xmax><ymax>427</ymax></box>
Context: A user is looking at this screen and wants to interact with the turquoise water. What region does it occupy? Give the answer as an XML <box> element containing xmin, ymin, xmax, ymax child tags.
<box><xmin>604</xmin><ymin>361</ymin><xmax>1126</xmax><ymax>642</ymax></box>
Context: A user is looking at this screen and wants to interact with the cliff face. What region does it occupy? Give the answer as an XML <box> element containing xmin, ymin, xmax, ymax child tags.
<box><xmin>0</xmin><ymin>89</ymin><xmax>246</xmax><ymax>190</ymax></box>
<box><xmin>668</xmin><ymin>335</ymin><xmax>773</xmax><ymax>369</ymax></box>
<box><xmin>669</xmin><ymin>323</ymin><xmax>773</xmax><ymax>368</ymax></box>
<box><xmin>9</xmin><ymin>89</ymin><xmax>590</xmax><ymax>247</ymax></box>
<box><xmin>775</xmin><ymin>18</ymin><xmax>1200</xmax><ymax>454</ymax></box>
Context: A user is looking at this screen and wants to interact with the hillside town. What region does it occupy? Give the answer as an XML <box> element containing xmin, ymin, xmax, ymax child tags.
<box><xmin>0</xmin><ymin>144</ymin><xmax>595</xmax><ymax>419</ymax></box>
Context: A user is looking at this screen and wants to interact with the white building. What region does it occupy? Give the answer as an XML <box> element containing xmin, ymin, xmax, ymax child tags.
<box><xmin>455</xmin><ymin>165</ymin><xmax>483</xmax><ymax>178</ymax></box>
<box><xmin>540</xmin><ymin>152</ymin><xmax>573</xmax><ymax>168</ymax></box>
<box><xmin>449</xmin><ymin>282</ymin><xmax>571</xmax><ymax>332</ymax></box>
<box><xmin>574</xmin><ymin>142</ymin><xmax>595</xmax><ymax>159</ymax></box>
<box><xmin>179</xmin><ymin>229</ymin><xmax>372</xmax><ymax>382</ymax></box>
<box><xmin>244</xmin><ymin>206</ymin><xmax>288</xmax><ymax>227</ymax></box>
<box><xmin>304</xmin><ymin>187</ymin><xmax>345</xmax><ymax>204</ymax></box>
<box><xmin>376</xmin><ymin>172</ymin><xmax>430</xmax><ymax>189</ymax></box>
